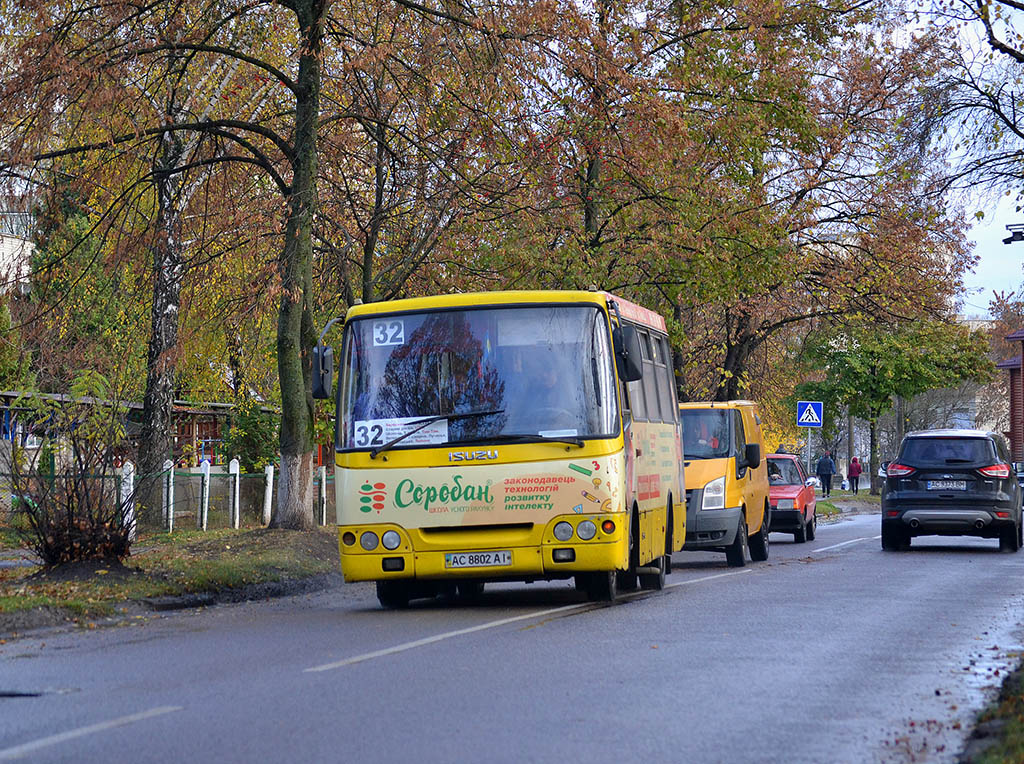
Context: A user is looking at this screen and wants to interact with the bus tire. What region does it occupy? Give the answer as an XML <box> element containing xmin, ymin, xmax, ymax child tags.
<box><xmin>585</xmin><ymin>571</ymin><xmax>618</xmax><ymax>602</ymax></box>
<box><xmin>376</xmin><ymin>580</ymin><xmax>411</xmax><ymax>609</ymax></box>
<box><xmin>665</xmin><ymin>498</ymin><xmax>674</xmax><ymax>576</ymax></box>
<box><xmin>456</xmin><ymin>581</ymin><xmax>485</xmax><ymax>600</ymax></box>
<box><xmin>638</xmin><ymin>552</ymin><xmax>666</xmax><ymax>591</ymax></box>
<box><xmin>617</xmin><ymin>508</ymin><xmax>641</xmax><ymax>591</ymax></box>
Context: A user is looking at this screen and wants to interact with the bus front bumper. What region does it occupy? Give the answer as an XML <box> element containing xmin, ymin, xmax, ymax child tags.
<box><xmin>338</xmin><ymin>526</ymin><xmax>628</xmax><ymax>582</ymax></box>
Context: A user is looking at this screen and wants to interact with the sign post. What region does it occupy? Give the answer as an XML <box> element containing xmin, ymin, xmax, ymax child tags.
<box><xmin>797</xmin><ymin>401</ymin><xmax>823</xmax><ymax>474</ymax></box>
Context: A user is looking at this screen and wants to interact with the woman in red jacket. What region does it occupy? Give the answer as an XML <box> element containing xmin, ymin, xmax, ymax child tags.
<box><xmin>848</xmin><ymin>457</ymin><xmax>863</xmax><ymax>495</ymax></box>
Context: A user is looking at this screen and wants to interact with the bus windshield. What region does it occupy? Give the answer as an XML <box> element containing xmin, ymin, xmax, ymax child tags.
<box><xmin>337</xmin><ymin>305</ymin><xmax>619</xmax><ymax>451</ymax></box>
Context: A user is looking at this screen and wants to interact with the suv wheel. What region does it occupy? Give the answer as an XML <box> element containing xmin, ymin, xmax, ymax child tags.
<box><xmin>881</xmin><ymin>525</ymin><xmax>905</xmax><ymax>551</ymax></box>
<box><xmin>999</xmin><ymin>523</ymin><xmax>1021</xmax><ymax>553</ymax></box>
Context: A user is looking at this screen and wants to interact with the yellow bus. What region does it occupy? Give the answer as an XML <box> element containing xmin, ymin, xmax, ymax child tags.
<box><xmin>312</xmin><ymin>290</ymin><xmax>685</xmax><ymax>607</ymax></box>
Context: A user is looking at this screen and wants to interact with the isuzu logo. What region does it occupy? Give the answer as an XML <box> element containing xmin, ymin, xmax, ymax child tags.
<box><xmin>449</xmin><ymin>450</ymin><xmax>499</xmax><ymax>462</ymax></box>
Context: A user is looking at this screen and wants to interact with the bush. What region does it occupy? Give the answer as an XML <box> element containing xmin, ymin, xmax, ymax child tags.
<box><xmin>222</xmin><ymin>399</ymin><xmax>279</xmax><ymax>473</ymax></box>
<box><xmin>4</xmin><ymin>372</ymin><xmax>134</xmax><ymax>566</ymax></box>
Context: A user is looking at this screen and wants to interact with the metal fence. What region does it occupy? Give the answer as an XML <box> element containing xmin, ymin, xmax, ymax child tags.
<box><xmin>0</xmin><ymin>461</ymin><xmax>336</xmax><ymax>533</ymax></box>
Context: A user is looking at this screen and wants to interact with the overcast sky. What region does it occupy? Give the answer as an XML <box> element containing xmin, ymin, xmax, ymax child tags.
<box><xmin>961</xmin><ymin>194</ymin><xmax>1024</xmax><ymax>318</ymax></box>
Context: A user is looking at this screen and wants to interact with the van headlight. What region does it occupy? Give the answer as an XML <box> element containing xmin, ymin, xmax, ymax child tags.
<box><xmin>702</xmin><ymin>476</ymin><xmax>725</xmax><ymax>510</ymax></box>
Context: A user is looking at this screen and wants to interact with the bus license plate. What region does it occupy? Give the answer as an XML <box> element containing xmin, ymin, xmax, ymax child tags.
<box><xmin>445</xmin><ymin>551</ymin><xmax>512</xmax><ymax>569</ymax></box>
<box><xmin>927</xmin><ymin>480</ymin><xmax>966</xmax><ymax>491</ymax></box>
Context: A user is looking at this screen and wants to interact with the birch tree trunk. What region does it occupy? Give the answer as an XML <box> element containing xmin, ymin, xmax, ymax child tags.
<box><xmin>137</xmin><ymin>91</ymin><xmax>185</xmax><ymax>518</ymax></box>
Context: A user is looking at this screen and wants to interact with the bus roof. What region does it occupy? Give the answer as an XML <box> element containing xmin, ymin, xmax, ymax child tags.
<box><xmin>344</xmin><ymin>290</ymin><xmax>668</xmax><ymax>332</ymax></box>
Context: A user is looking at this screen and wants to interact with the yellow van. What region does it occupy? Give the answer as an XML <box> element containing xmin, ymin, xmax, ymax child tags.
<box><xmin>678</xmin><ymin>401</ymin><xmax>770</xmax><ymax>566</ymax></box>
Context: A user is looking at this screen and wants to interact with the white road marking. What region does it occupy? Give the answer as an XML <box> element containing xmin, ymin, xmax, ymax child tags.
<box><xmin>812</xmin><ymin>536</ymin><xmax>879</xmax><ymax>553</ymax></box>
<box><xmin>0</xmin><ymin>706</ymin><xmax>183</xmax><ymax>761</ymax></box>
<box><xmin>665</xmin><ymin>569</ymin><xmax>752</xmax><ymax>590</ymax></box>
<box><xmin>305</xmin><ymin>569</ymin><xmax>752</xmax><ymax>673</ymax></box>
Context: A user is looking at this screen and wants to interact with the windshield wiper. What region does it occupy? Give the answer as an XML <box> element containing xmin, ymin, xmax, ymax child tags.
<box><xmin>449</xmin><ymin>433</ymin><xmax>585</xmax><ymax>448</ymax></box>
<box><xmin>369</xmin><ymin>408</ymin><xmax>505</xmax><ymax>459</ymax></box>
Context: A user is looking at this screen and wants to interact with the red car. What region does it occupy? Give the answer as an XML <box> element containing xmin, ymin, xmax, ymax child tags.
<box><xmin>767</xmin><ymin>453</ymin><xmax>817</xmax><ymax>543</ymax></box>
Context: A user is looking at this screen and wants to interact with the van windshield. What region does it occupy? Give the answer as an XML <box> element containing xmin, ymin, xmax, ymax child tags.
<box><xmin>681</xmin><ymin>409</ymin><xmax>730</xmax><ymax>459</ymax></box>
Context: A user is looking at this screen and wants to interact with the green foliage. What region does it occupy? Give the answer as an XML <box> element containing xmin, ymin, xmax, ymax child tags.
<box><xmin>0</xmin><ymin>300</ymin><xmax>22</xmax><ymax>388</ymax></box>
<box><xmin>222</xmin><ymin>400</ymin><xmax>279</xmax><ymax>473</ymax></box>
<box><xmin>796</xmin><ymin>320</ymin><xmax>995</xmax><ymax>425</ymax></box>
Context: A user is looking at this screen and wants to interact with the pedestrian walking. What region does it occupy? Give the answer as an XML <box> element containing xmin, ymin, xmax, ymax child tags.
<box><xmin>816</xmin><ymin>451</ymin><xmax>837</xmax><ymax>498</ymax></box>
<box><xmin>848</xmin><ymin>457</ymin><xmax>863</xmax><ymax>495</ymax></box>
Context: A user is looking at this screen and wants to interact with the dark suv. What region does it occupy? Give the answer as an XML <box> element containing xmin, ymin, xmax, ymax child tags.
<box><xmin>881</xmin><ymin>429</ymin><xmax>1023</xmax><ymax>552</ymax></box>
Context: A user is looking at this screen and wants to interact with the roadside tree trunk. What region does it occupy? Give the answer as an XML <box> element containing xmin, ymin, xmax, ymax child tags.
<box><xmin>272</xmin><ymin>0</ymin><xmax>325</xmax><ymax>530</ymax></box>
<box><xmin>137</xmin><ymin>109</ymin><xmax>185</xmax><ymax>519</ymax></box>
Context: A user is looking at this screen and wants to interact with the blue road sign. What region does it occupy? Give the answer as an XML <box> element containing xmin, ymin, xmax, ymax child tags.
<box><xmin>796</xmin><ymin>400</ymin><xmax>823</xmax><ymax>428</ymax></box>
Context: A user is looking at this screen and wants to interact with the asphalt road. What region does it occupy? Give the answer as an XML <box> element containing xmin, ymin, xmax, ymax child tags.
<box><xmin>2</xmin><ymin>511</ymin><xmax>1024</xmax><ymax>763</ymax></box>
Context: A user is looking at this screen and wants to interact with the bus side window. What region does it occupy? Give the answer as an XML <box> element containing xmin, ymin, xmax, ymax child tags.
<box><xmin>629</xmin><ymin>377</ymin><xmax>647</xmax><ymax>421</ymax></box>
<box><xmin>639</xmin><ymin>330</ymin><xmax>662</xmax><ymax>422</ymax></box>
<box><xmin>653</xmin><ymin>335</ymin><xmax>674</xmax><ymax>423</ymax></box>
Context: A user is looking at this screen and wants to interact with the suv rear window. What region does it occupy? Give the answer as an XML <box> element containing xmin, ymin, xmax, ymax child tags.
<box><xmin>900</xmin><ymin>438</ymin><xmax>995</xmax><ymax>465</ymax></box>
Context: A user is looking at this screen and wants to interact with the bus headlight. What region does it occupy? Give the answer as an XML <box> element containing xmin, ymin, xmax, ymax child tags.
<box><xmin>577</xmin><ymin>520</ymin><xmax>597</xmax><ymax>540</ymax></box>
<box><xmin>702</xmin><ymin>477</ymin><xmax>725</xmax><ymax>510</ymax></box>
<box><xmin>360</xmin><ymin>531</ymin><xmax>380</xmax><ymax>551</ymax></box>
<box><xmin>381</xmin><ymin>530</ymin><xmax>401</xmax><ymax>550</ymax></box>
<box><xmin>554</xmin><ymin>522</ymin><xmax>574</xmax><ymax>541</ymax></box>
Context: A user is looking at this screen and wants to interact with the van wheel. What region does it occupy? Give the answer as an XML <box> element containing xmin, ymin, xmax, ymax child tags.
<box><xmin>749</xmin><ymin>514</ymin><xmax>770</xmax><ymax>562</ymax></box>
<box><xmin>376</xmin><ymin>580</ymin><xmax>411</xmax><ymax>609</ymax></box>
<box><xmin>725</xmin><ymin>519</ymin><xmax>748</xmax><ymax>567</ymax></box>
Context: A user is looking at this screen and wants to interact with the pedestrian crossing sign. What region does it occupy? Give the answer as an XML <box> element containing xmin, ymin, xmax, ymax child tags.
<box><xmin>796</xmin><ymin>400</ymin><xmax>823</xmax><ymax>428</ymax></box>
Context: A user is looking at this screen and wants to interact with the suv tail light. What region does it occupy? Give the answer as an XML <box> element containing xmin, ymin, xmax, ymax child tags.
<box><xmin>978</xmin><ymin>463</ymin><xmax>1011</xmax><ymax>479</ymax></box>
<box><xmin>886</xmin><ymin>463</ymin><xmax>915</xmax><ymax>477</ymax></box>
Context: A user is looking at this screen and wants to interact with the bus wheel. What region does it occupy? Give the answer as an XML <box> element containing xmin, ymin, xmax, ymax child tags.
<box><xmin>616</xmin><ymin>508</ymin><xmax>640</xmax><ymax>591</ymax></box>
<box><xmin>585</xmin><ymin>571</ymin><xmax>618</xmax><ymax>602</ymax></box>
<box><xmin>638</xmin><ymin>553</ymin><xmax>666</xmax><ymax>591</ymax></box>
<box><xmin>376</xmin><ymin>580</ymin><xmax>411</xmax><ymax>609</ymax></box>
<box><xmin>456</xmin><ymin>581</ymin><xmax>485</xmax><ymax>600</ymax></box>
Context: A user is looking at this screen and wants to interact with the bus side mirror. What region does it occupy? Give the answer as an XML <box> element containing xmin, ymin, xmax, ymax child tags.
<box><xmin>613</xmin><ymin>325</ymin><xmax>643</xmax><ymax>382</ymax></box>
<box><xmin>312</xmin><ymin>344</ymin><xmax>334</xmax><ymax>400</ymax></box>
<box><xmin>744</xmin><ymin>443</ymin><xmax>761</xmax><ymax>469</ymax></box>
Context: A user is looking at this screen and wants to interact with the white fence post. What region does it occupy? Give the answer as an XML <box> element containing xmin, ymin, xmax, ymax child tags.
<box><xmin>120</xmin><ymin>460</ymin><xmax>136</xmax><ymax>542</ymax></box>
<box><xmin>162</xmin><ymin>459</ymin><xmax>175</xmax><ymax>532</ymax></box>
<box><xmin>229</xmin><ymin>458</ymin><xmax>240</xmax><ymax>530</ymax></box>
<box><xmin>262</xmin><ymin>464</ymin><xmax>274</xmax><ymax>525</ymax></box>
<box><xmin>199</xmin><ymin>459</ymin><xmax>210</xmax><ymax>531</ymax></box>
<box><xmin>318</xmin><ymin>465</ymin><xmax>327</xmax><ymax>525</ymax></box>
